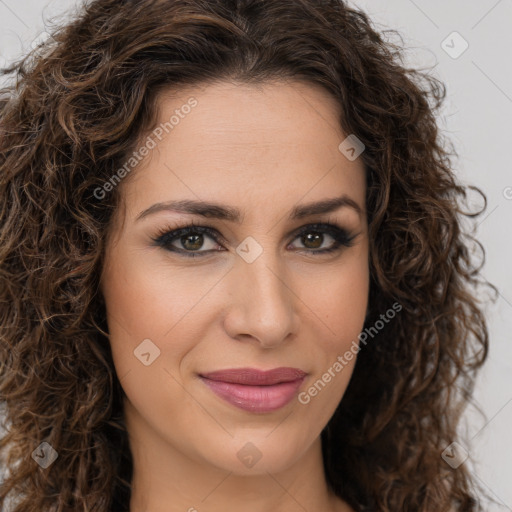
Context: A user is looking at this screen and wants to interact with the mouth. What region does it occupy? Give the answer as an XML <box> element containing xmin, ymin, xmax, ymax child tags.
<box><xmin>198</xmin><ymin>367</ymin><xmax>307</xmax><ymax>413</ymax></box>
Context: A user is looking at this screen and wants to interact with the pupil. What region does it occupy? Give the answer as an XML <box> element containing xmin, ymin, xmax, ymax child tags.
<box><xmin>182</xmin><ymin>234</ymin><xmax>203</xmax><ymax>250</ymax></box>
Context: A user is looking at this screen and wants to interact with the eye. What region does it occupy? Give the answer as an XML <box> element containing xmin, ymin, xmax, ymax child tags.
<box><xmin>151</xmin><ymin>221</ymin><xmax>357</xmax><ymax>258</ymax></box>
<box><xmin>289</xmin><ymin>223</ymin><xmax>355</xmax><ymax>253</ymax></box>
<box><xmin>152</xmin><ymin>223</ymin><xmax>224</xmax><ymax>257</ymax></box>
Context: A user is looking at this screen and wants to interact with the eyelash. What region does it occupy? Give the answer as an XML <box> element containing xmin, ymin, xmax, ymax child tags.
<box><xmin>151</xmin><ymin>220</ymin><xmax>357</xmax><ymax>258</ymax></box>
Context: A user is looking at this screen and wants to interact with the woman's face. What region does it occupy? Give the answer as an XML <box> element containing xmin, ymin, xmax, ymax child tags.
<box><xmin>100</xmin><ymin>80</ymin><xmax>369</xmax><ymax>475</ymax></box>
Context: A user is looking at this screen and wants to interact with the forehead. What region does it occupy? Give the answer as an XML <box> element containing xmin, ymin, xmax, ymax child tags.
<box><xmin>155</xmin><ymin>79</ymin><xmax>342</xmax><ymax>155</ymax></box>
<box><xmin>120</xmin><ymin>80</ymin><xmax>366</xmax><ymax>222</ymax></box>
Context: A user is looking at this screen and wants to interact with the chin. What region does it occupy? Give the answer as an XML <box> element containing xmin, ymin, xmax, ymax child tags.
<box><xmin>196</xmin><ymin>431</ymin><xmax>310</xmax><ymax>476</ymax></box>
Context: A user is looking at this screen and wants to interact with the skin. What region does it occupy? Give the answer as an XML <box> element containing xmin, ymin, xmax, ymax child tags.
<box><xmin>100</xmin><ymin>80</ymin><xmax>369</xmax><ymax>512</ymax></box>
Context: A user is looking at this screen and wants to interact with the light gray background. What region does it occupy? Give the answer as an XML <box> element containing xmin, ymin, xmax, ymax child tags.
<box><xmin>1</xmin><ymin>0</ymin><xmax>511</xmax><ymax>509</ymax></box>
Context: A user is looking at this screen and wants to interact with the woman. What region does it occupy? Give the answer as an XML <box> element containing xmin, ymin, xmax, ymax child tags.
<box><xmin>0</xmin><ymin>0</ymin><xmax>495</xmax><ymax>510</ymax></box>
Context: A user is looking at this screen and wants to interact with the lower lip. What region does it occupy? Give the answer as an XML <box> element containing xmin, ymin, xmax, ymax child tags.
<box><xmin>199</xmin><ymin>376</ymin><xmax>305</xmax><ymax>413</ymax></box>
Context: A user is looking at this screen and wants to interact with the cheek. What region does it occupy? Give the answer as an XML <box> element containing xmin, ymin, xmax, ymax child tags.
<box><xmin>102</xmin><ymin>247</ymin><xmax>211</xmax><ymax>335</ymax></box>
<box><xmin>332</xmin><ymin>268</ymin><xmax>369</xmax><ymax>339</ymax></box>
<box><xmin>294</xmin><ymin>262</ymin><xmax>368</xmax><ymax>428</ymax></box>
<box><xmin>101</xmin><ymin>248</ymin><xmax>227</xmax><ymax>379</ymax></box>
<box><xmin>100</xmin><ymin>253</ymin><xmax>205</xmax><ymax>424</ymax></box>
<box><xmin>297</xmin><ymin>253</ymin><xmax>369</xmax><ymax>347</ymax></box>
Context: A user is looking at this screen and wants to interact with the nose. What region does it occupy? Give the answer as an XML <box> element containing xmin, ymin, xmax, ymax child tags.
<box><xmin>222</xmin><ymin>250</ymin><xmax>299</xmax><ymax>349</ymax></box>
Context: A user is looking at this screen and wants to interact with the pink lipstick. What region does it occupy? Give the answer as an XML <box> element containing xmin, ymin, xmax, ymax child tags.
<box><xmin>199</xmin><ymin>367</ymin><xmax>307</xmax><ymax>413</ymax></box>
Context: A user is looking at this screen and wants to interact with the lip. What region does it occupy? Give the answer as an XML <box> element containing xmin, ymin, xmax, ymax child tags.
<box><xmin>199</xmin><ymin>367</ymin><xmax>307</xmax><ymax>413</ymax></box>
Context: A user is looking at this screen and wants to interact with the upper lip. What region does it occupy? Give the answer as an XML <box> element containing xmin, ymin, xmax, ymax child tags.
<box><xmin>199</xmin><ymin>367</ymin><xmax>307</xmax><ymax>386</ymax></box>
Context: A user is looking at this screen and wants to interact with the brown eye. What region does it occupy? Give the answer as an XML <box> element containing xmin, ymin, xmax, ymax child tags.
<box><xmin>180</xmin><ymin>233</ymin><xmax>206</xmax><ymax>251</ymax></box>
<box><xmin>152</xmin><ymin>224</ymin><xmax>224</xmax><ymax>257</ymax></box>
<box><xmin>159</xmin><ymin>228</ymin><xmax>221</xmax><ymax>254</ymax></box>
<box><xmin>289</xmin><ymin>224</ymin><xmax>355</xmax><ymax>254</ymax></box>
<box><xmin>300</xmin><ymin>231</ymin><xmax>330</xmax><ymax>250</ymax></box>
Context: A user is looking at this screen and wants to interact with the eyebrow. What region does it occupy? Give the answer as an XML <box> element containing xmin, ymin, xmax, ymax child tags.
<box><xmin>135</xmin><ymin>195</ymin><xmax>363</xmax><ymax>223</ymax></box>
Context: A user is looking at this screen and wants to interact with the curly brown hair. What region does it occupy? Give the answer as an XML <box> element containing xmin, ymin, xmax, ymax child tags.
<box><xmin>0</xmin><ymin>0</ymin><xmax>496</xmax><ymax>510</ymax></box>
